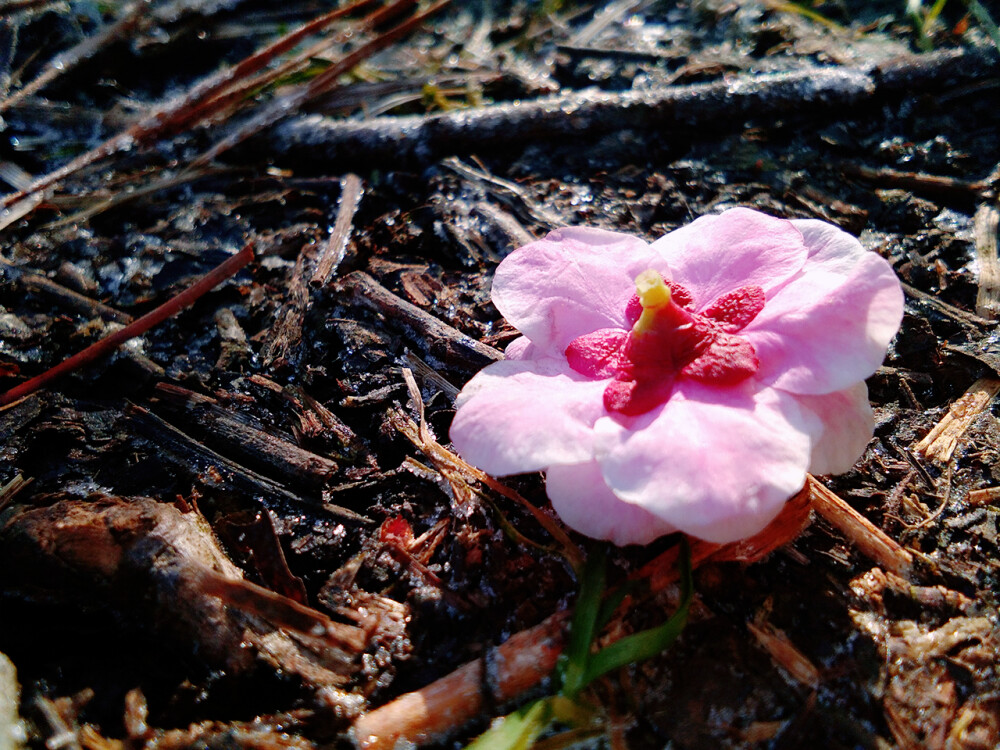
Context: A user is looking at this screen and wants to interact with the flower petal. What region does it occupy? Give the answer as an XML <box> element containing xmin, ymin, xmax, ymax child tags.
<box><xmin>790</xmin><ymin>218</ymin><xmax>868</xmax><ymax>277</ymax></box>
<box><xmin>792</xmin><ymin>383</ymin><xmax>874</xmax><ymax>475</ymax></box>
<box><xmin>492</xmin><ymin>227</ymin><xmax>664</xmax><ymax>355</ymax></box>
<box><xmin>651</xmin><ymin>208</ymin><xmax>807</xmax><ymax>310</ymax></box>
<box><xmin>742</xmin><ymin>252</ymin><xmax>904</xmax><ymax>394</ymax></box>
<box><xmin>680</xmin><ymin>333</ymin><xmax>759</xmax><ymax>385</ymax></box>
<box><xmin>546</xmin><ymin>461</ymin><xmax>677</xmax><ymax>546</ymax></box>
<box><xmin>449</xmin><ymin>358</ymin><xmax>607</xmax><ymax>476</ymax></box>
<box><xmin>594</xmin><ymin>382</ymin><xmax>820</xmax><ymax>544</ymax></box>
<box><xmin>504</xmin><ymin>336</ymin><xmax>533</xmax><ymax>360</ymax></box>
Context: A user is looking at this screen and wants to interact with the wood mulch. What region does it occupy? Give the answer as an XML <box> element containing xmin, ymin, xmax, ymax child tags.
<box><xmin>1</xmin><ymin>1</ymin><xmax>999</xmax><ymax>748</ymax></box>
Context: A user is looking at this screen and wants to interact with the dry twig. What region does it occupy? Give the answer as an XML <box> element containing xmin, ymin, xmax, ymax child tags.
<box><xmin>274</xmin><ymin>48</ymin><xmax>999</xmax><ymax>166</ymax></box>
<box><xmin>973</xmin><ymin>204</ymin><xmax>1000</xmax><ymax>319</ymax></box>
<box><xmin>311</xmin><ymin>174</ymin><xmax>364</xmax><ymax>287</ymax></box>
<box><xmin>152</xmin><ymin>383</ymin><xmax>341</xmax><ymax>490</ymax></box>
<box><xmin>337</xmin><ymin>271</ymin><xmax>502</xmax><ymax>372</ymax></box>
<box><xmin>125</xmin><ymin>403</ymin><xmax>368</xmax><ymax>525</ymax></box>
<box><xmin>0</xmin><ymin>0</ymin><xmax>149</xmax><ymax>112</ymax></box>
<box><xmin>1</xmin><ymin>260</ymin><xmax>132</xmax><ymax>323</ymax></box>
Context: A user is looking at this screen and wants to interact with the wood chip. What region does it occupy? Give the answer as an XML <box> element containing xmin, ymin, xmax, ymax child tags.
<box><xmin>747</xmin><ymin>620</ymin><xmax>820</xmax><ymax>689</ymax></box>
<box><xmin>311</xmin><ymin>173</ymin><xmax>363</xmax><ymax>287</ymax></box>
<box><xmin>974</xmin><ymin>203</ymin><xmax>1000</xmax><ymax>319</ymax></box>
<box><xmin>966</xmin><ymin>486</ymin><xmax>1000</xmax><ymax>506</ymax></box>
<box><xmin>808</xmin><ymin>476</ymin><xmax>914</xmax><ymax>578</ymax></box>
<box><xmin>914</xmin><ymin>377</ymin><xmax>1000</xmax><ymax>463</ymax></box>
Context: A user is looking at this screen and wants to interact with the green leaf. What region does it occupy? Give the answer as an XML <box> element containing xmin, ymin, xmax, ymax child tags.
<box><xmin>580</xmin><ymin>538</ymin><xmax>693</xmax><ymax>687</ymax></box>
<box><xmin>465</xmin><ymin>699</ymin><xmax>552</xmax><ymax>750</ymax></box>
<box><xmin>595</xmin><ymin>579</ymin><xmax>634</xmax><ymax>632</ymax></box>
<box><xmin>962</xmin><ymin>0</ymin><xmax>1000</xmax><ymax>50</ymax></box>
<box><xmin>558</xmin><ymin>546</ymin><xmax>606</xmax><ymax>698</ymax></box>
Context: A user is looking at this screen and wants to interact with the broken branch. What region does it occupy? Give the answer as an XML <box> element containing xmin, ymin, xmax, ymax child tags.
<box><xmin>273</xmin><ymin>48</ymin><xmax>998</xmax><ymax>166</ymax></box>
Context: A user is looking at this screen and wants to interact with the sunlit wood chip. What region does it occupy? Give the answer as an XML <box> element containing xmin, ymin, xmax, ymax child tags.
<box><xmin>914</xmin><ymin>377</ymin><xmax>1000</xmax><ymax>464</ymax></box>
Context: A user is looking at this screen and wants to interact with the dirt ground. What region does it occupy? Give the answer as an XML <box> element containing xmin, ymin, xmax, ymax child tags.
<box><xmin>1</xmin><ymin>1</ymin><xmax>999</xmax><ymax>748</ymax></box>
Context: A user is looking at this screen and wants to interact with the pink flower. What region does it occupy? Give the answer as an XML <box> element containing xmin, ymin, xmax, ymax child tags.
<box><xmin>449</xmin><ymin>208</ymin><xmax>904</xmax><ymax>545</ymax></box>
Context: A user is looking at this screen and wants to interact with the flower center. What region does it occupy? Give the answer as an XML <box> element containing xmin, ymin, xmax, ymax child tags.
<box><xmin>565</xmin><ymin>271</ymin><xmax>764</xmax><ymax>416</ymax></box>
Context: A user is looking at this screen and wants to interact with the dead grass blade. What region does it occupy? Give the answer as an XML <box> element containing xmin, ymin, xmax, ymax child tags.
<box><xmin>187</xmin><ymin>0</ymin><xmax>453</xmax><ymax>171</ymax></box>
<box><xmin>0</xmin><ymin>0</ymin><xmax>381</xmax><ymax>223</ymax></box>
<box><xmin>0</xmin><ymin>244</ymin><xmax>253</xmax><ymax>406</ymax></box>
<box><xmin>0</xmin><ymin>0</ymin><xmax>149</xmax><ymax>112</ymax></box>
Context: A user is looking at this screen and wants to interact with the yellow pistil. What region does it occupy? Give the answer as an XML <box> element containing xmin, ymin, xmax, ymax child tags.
<box><xmin>632</xmin><ymin>269</ymin><xmax>671</xmax><ymax>336</ymax></box>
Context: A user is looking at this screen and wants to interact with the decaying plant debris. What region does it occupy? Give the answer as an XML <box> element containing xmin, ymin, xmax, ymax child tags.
<box><xmin>1</xmin><ymin>0</ymin><xmax>999</xmax><ymax>748</ymax></box>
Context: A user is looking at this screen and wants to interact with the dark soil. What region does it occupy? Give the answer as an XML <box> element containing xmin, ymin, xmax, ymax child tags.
<box><xmin>1</xmin><ymin>1</ymin><xmax>999</xmax><ymax>748</ymax></box>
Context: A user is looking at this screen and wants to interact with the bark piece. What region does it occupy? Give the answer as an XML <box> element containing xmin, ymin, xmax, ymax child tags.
<box><xmin>808</xmin><ymin>476</ymin><xmax>914</xmax><ymax>578</ymax></box>
<box><xmin>152</xmin><ymin>382</ymin><xmax>339</xmax><ymax>491</ymax></box>
<box><xmin>0</xmin><ymin>496</ymin><xmax>392</xmax><ymax>717</ymax></box>
<box><xmin>261</xmin><ymin>243</ymin><xmax>315</xmax><ymax>372</ymax></box>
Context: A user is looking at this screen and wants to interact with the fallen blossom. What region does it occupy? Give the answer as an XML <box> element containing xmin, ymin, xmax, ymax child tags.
<box><xmin>449</xmin><ymin>208</ymin><xmax>904</xmax><ymax>545</ymax></box>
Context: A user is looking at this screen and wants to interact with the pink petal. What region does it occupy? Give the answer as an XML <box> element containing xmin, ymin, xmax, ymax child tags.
<box><xmin>603</xmin><ymin>374</ymin><xmax>676</xmax><ymax>416</ymax></box>
<box><xmin>449</xmin><ymin>358</ymin><xmax>608</xmax><ymax>476</ymax></box>
<box><xmin>492</xmin><ymin>227</ymin><xmax>664</xmax><ymax>355</ymax></box>
<box><xmin>594</xmin><ymin>382</ymin><xmax>820</xmax><ymax>544</ymax></box>
<box><xmin>546</xmin><ymin>461</ymin><xmax>677</xmax><ymax>546</ymax></box>
<box><xmin>504</xmin><ymin>336</ymin><xmax>533</xmax><ymax>360</ymax></box>
<box><xmin>790</xmin><ymin>219</ymin><xmax>868</xmax><ymax>277</ymax></box>
<box><xmin>792</xmin><ymin>383</ymin><xmax>874</xmax><ymax>475</ymax></box>
<box><xmin>742</xmin><ymin>252</ymin><xmax>904</xmax><ymax>395</ymax></box>
<box><xmin>650</xmin><ymin>208</ymin><xmax>807</xmax><ymax>311</ymax></box>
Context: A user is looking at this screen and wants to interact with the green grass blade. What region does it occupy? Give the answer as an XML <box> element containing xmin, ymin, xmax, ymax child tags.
<box><xmin>579</xmin><ymin>538</ymin><xmax>693</xmax><ymax>687</ymax></box>
<box><xmin>558</xmin><ymin>546</ymin><xmax>606</xmax><ymax>698</ymax></box>
<box><xmin>465</xmin><ymin>699</ymin><xmax>553</xmax><ymax>750</ymax></box>
<box><xmin>963</xmin><ymin>0</ymin><xmax>1000</xmax><ymax>50</ymax></box>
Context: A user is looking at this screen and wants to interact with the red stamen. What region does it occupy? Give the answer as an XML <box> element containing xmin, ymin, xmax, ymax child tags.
<box><xmin>565</xmin><ymin>276</ymin><xmax>765</xmax><ymax>416</ymax></box>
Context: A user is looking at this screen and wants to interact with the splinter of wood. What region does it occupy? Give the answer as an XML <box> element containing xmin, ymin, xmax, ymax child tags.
<box><xmin>350</xmin><ymin>613</ymin><xmax>568</xmax><ymax>750</ymax></box>
<box><xmin>311</xmin><ymin>173</ymin><xmax>364</xmax><ymax>287</ymax></box>
<box><xmin>973</xmin><ymin>204</ymin><xmax>1000</xmax><ymax>319</ymax></box>
<box><xmin>808</xmin><ymin>476</ymin><xmax>913</xmax><ymax>578</ymax></box>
